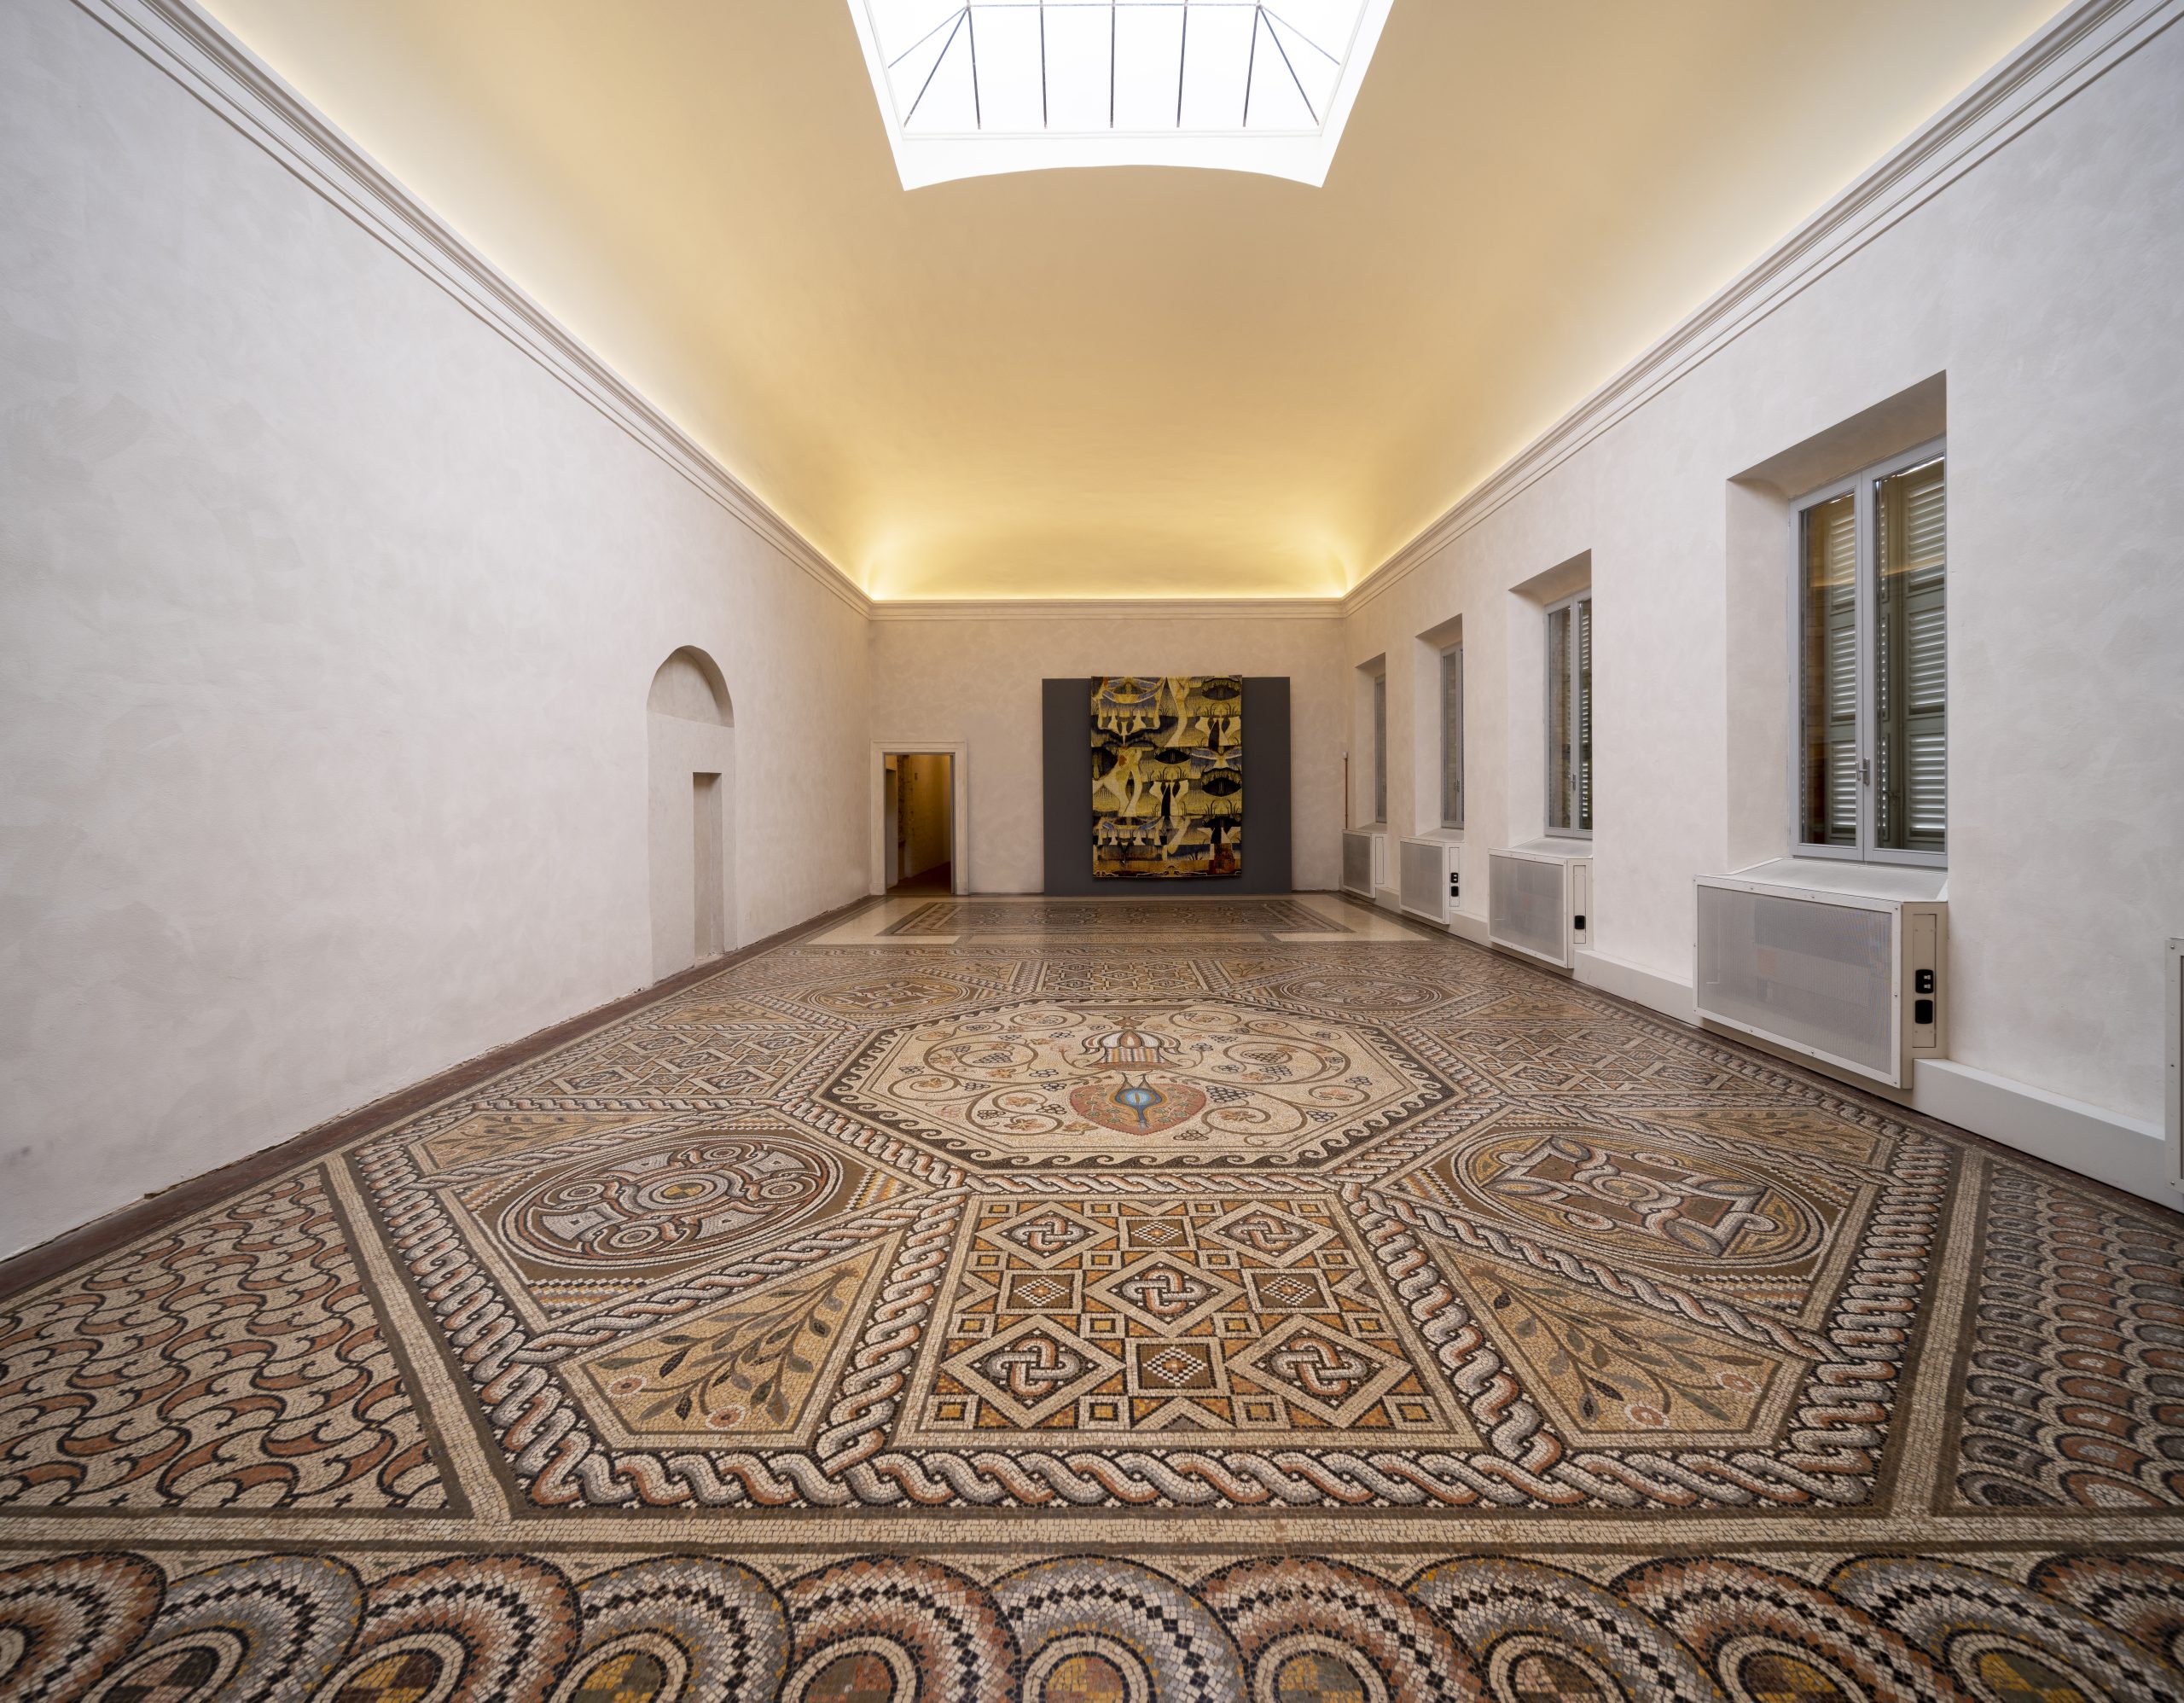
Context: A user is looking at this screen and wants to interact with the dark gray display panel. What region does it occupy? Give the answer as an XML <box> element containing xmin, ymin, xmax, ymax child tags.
<box><xmin>1041</xmin><ymin>677</ymin><xmax>1292</xmax><ymax>894</ymax></box>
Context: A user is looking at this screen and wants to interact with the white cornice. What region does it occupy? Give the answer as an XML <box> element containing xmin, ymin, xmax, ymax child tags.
<box><xmin>70</xmin><ymin>0</ymin><xmax>2175</xmax><ymax>625</ymax></box>
<box><xmin>868</xmin><ymin>598</ymin><xmax>1345</xmax><ymax>622</ymax></box>
<box><xmin>1344</xmin><ymin>0</ymin><xmax>2181</xmax><ymax>616</ymax></box>
<box><xmin>73</xmin><ymin>0</ymin><xmax>874</xmax><ymax>619</ymax></box>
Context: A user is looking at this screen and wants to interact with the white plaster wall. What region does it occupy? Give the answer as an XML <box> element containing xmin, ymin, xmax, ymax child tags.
<box><xmin>0</xmin><ymin>0</ymin><xmax>871</xmax><ymax>1253</ymax></box>
<box><xmin>869</xmin><ymin>615</ymin><xmax>1346</xmax><ymax>893</ymax></box>
<box><xmin>1344</xmin><ymin>26</ymin><xmax>2184</xmax><ymax>1129</ymax></box>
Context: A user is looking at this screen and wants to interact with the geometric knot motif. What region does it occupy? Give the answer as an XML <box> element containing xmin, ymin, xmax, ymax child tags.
<box><xmin>911</xmin><ymin>1198</ymin><xmax>1478</xmax><ymax>1446</ymax></box>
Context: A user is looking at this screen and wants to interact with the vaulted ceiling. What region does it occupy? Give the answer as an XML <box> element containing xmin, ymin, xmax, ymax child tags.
<box><xmin>203</xmin><ymin>0</ymin><xmax>2060</xmax><ymax>599</ymax></box>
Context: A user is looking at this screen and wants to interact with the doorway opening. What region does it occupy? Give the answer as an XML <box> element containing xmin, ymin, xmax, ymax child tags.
<box><xmin>886</xmin><ymin>752</ymin><xmax>955</xmax><ymax>895</ymax></box>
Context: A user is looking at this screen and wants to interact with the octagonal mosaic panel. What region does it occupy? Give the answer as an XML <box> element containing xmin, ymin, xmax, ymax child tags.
<box><xmin>6</xmin><ymin>899</ymin><xmax>2181</xmax><ymax>1703</ymax></box>
<box><xmin>817</xmin><ymin>997</ymin><xmax>1453</xmax><ymax>1169</ymax></box>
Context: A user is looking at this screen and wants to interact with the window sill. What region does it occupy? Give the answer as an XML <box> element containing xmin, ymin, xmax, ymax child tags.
<box><xmin>1729</xmin><ymin>856</ymin><xmax>1945</xmax><ymax>904</ymax></box>
<box><xmin>1510</xmin><ymin>838</ymin><xmax>1591</xmax><ymax>861</ymax></box>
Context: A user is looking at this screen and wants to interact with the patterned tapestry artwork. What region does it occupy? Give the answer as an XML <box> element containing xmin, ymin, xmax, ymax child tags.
<box><xmin>1090</xmin><ymin>676</ymin><xmax>1242</xmax><ymax>878</ymax></box>
<box><xmin>3</xmin><ymin>895</ymin><xmax>2181</xmax><ymax>1701</ymax></box>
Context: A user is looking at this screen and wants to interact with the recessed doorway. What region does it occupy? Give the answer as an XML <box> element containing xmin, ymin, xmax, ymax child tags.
<box><xmin>885</xmin><ymin>752</ymin><xmax>955</xmax><ymax>895</ymax></box>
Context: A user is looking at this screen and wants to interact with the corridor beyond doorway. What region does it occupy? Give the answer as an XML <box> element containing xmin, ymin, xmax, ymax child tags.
<box><xmin>884</xmin><ymin>751</ymin><xmax>954</xmax><ymax>895</ymax></box>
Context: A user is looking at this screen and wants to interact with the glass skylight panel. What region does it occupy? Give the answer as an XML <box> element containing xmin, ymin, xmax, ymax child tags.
<box><xmin>848</xmin><ymin>1</ymin><xmax>1395</xmax><ymax>189</ymax></box>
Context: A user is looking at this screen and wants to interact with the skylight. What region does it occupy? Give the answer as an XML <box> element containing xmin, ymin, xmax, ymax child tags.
<box><xmin>846</xmin><ymin>1</ymin><xmax>1395</xmax><ymax>189</ymax></box>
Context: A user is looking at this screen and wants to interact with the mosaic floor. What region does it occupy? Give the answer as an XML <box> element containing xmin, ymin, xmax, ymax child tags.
<box><xmin>3</xmin><ymin>893</ymin><xmax>2181</xmax><ymax>1701</ymax></box>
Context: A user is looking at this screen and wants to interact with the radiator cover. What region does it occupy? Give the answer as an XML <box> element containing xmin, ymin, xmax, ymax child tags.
<box><xmin>1694</xmin><ymin>875</ymin><xmax>1947</xmax><ymax>1089</ymax></box>
<box><xmin>1340</xmin><ymin>830</ymin><xmax>1378</xmax><ymax>898</ymax></box>
<box><xmin>1489</xmin><ymin>849</ymin><xmax>1581</xmax><ymax>967</ymax></box>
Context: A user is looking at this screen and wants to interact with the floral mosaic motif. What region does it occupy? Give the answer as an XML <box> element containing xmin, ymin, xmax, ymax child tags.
<box><xmin>1438</xmin><ymin>1247</ymin><xmax>1801</xmax><ymax>1443</ymax></box>
<box><xmin>822</xmin><ymin>998</ymin><xmax>1449</xmax><ymax>1169</ymax></box>
<box><xmin>571</xmin><ymin>1242</ymin><xmax>893</xmax><ymax>1444</ymax></box>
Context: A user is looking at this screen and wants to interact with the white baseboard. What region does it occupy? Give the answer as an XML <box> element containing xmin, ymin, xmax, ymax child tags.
<box><xmin>1913</xmin><ymin>1059</ymin><xmax>2175</xmax><ymax>1209</ymax></box>
<box><xmin>1575</xmin><ymin>949</ymin><xmax>1698</xmax><ymax>1025</ymax></box>
<box><xmin>1444</xmin><ymin>910</ymin><xmax>1490</xmax><ymax>946</ymax></box>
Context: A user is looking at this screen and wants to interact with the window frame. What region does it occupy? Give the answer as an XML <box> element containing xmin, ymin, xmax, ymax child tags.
<box><xmin>1439</xmin><ymin>642</ymin><xmax>1465</xmax><ymax>831</ymax></box>
<box><xmin>1543</xmin><ymin>589</ymin><xmax>1593</xmax><ymax>840</ymax></box>
<box><xmin>1786</xmin><ymin>436</ymin><xmax>1948</xmax><ymax>868</ymax></box>
<box><xmin>1370</xmin><ymin>671</ymin><xmax>1389</xmax><ymax>824</ymax></box>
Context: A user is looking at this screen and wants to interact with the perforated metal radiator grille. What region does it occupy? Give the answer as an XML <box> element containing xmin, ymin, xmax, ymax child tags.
<box><xmin>1341</xmin><ymin>831</ymin><xmax>1374</xmax><ymax>896</ymax></box>
<box><xmin>1696</xmin><ymin>884</ymin><xmax>1892</xmax><ymax>1078</ymax></box>
<box><xmin>1489</xmin><ymin>852</ymin><xmax>1565</xmax><ymax>964</ymax></box>
<box><xmin>1398</xmin><ymin>839</ymin><xmax>1443</xmax><ymax>918</ymax></box>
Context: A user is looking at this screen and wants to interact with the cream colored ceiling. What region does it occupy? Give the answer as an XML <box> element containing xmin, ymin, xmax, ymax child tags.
<box><xmin>204</xmin><ymin>0</ymin><xmax>2061</xmax><ymax>600</ymax></box>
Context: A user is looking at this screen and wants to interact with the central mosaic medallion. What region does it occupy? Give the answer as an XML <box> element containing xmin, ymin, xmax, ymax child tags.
<box><xmin>822</xmin><ymin>998</ymin><xmax>1452</xmax><ymax>1168</ymax></box>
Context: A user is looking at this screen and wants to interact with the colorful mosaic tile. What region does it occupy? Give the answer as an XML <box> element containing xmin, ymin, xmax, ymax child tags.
<box><xmin>3</xmin><ymin>898</ymin><xmax>2181</xmax><ymax>1700</ymax></box>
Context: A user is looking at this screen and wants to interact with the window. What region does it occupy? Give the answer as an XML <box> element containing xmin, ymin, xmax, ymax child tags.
<box><xmin>1371</xmin><ymin>671</ymin><xmax>1387</xmax><ymax>822</ymax></box>
<box><xmin>1546</xmin><ymin>592</ymin><xmax>1592</xmax><ymax>835</ymax></box>
<box><xmin>845</xmin><ymin>0</ymin><xmax>1397</xmax><ymax>189</ymax></box>
<box><xmin>1439</xmin><ymin>644</ymin><xmax>1464</xmax><ymax>828</ymax></box>
<box><xmin>1794</xmin><ymin>442</ymin><xmax>1946</xmax><ymax>863</ymax></box>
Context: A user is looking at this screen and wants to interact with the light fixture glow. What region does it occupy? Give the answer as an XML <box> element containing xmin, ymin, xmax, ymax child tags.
<box><xmin>846</xmin><ymin>0</ymin><xmax>1396</xmax><ymax>189</ymax></box>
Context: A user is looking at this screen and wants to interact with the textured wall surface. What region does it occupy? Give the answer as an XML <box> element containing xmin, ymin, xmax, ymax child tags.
<box><xmin>1340</xmin><ymin>22</ymin><xmax>2184</xmax><ymax>1128</ymax></box>
<box><xmin>4</xmin><ymin>0</ymin><xmax>2179</xmax><ymax>1260</ymax></box>
<box><xmin>0</xmin><ymin>0</ymin><xmax>871</xmax><ymax>1253</ymax></box>
<box><xmin>870</xmin><ymin>615</ymin><xmax>1345</xmax><ymax>894</ymax></box>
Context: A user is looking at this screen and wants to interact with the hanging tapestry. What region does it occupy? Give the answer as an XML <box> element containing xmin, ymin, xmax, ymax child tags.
<box><xmin>1090</xmin><ymin>676</ymin><xmax>1242</xmax><ymax>878</ymax></box>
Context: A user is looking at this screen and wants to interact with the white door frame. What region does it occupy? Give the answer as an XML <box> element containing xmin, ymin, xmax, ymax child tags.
<box><xmin>870</xmin><ymin>741</ymin><xmax>968</xmax><ymax>895</ymax></box>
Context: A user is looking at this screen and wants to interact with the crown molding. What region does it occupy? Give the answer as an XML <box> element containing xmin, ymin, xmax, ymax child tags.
<box><xmin>72</xmin><ymin>0</ymin><xmax>873</xmax><ymax>619</ymax></box>
<box><xmin>70</xmin><ymin>0</ymin><xmax>2174</xmax><ymax>626</ymax></box>
<box><xmin>868</xmin><ymin>597</ymin><xmax>1346</xmax><ymax>622</ymax></box>
<box><xmin>1345</xmin><ymin>0</ymin><xmax>2181</xmax><ymax>617</ymax></box>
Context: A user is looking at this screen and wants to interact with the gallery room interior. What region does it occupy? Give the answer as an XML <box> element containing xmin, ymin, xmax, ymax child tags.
<box><xmin>3</xmin><ymin>0</ymin><xmax>2181</xmax><ymax>1696</ymax></box>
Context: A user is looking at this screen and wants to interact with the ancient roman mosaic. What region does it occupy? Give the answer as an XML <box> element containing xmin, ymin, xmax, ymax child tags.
<box><xmin>2</xmin><ymin>898</ymin><xmax>2179</xmax><ymax>1700</ymax></box>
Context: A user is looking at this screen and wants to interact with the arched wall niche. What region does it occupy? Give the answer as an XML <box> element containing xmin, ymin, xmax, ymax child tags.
<box><xmin>646</xmin><ymin>646</ymin><xmax>737</xmax><ymax>979</ymax></box>
<box><xmin>648</xmin><ymin>646</ymin><xmax>734</xmax><ymax>724</ymax></box>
